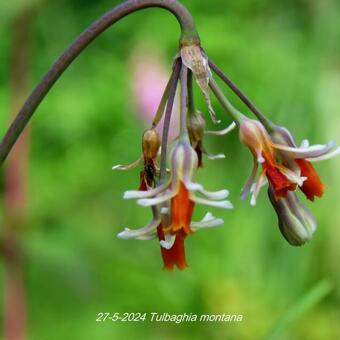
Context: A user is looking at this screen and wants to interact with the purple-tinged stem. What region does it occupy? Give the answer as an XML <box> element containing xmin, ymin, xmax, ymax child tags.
<box><xmin>179</xmin><ymin>65</ymin><xmax>188</xmax><ymax>135</ymax></box>
<box><xmin>159</xmin><ymin>59</ymin><xmax>181</xmax><ymax>182</ymax></box>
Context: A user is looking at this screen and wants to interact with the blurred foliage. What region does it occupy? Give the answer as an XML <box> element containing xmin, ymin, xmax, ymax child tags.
<box><xmin>1</xmin><ymin>0</ymin><xmax>340</xmax><ymax>339</ymax></box>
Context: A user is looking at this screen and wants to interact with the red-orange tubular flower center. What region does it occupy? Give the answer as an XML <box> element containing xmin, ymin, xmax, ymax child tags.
<box><xmin>157</xmin><ymin>182</ymin><xmax>195</xmax><ymax>271</ymax></box>
<box><xmin>262</xmin><ymin>153</ymin><xmax>297</xmax><ymax>198</ymax></box>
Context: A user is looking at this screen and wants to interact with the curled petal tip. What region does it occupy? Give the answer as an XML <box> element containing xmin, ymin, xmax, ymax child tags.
<box><xmin>111</xmin><ymin>156</ymin><xmax>143</xmax><ymax>171</ymax></box>
<box><xmin>300</xmin><ymin>139</ymin><xmax>309</xmax><ymax>148</ymax></box>
<box><xmin>207</xmin><ymin>153</ymin><xmax>226</xmax><ymax>160</ymax></box>
<box><xmin>160</xmin><ymin>234</ymin><xmax>176</xmax><ymax>249</ymax></box>
<box><xmin>307</xmin><ymin>146</ymin><xmax>340</xmax><ymax>162</ymax></box>
<box><xmin>220</xmin><ymin>200</ymin><xmax>234</xmax><ymax>209</ymax></box>
<box><xmin>250</xmin><ymin>196</ymin><xmax>257</xmax><ymax>206</ymax></box>
<box><xmin>201</xmin><ymin>188</ymin><xmax>229</xmax><ymax>200</ymax></box>
<box><xmin>123</xmin><ymin>191</ymin><xmax>141</xmax><ymax>199</ymax></box>
<box><xmin>117</xmin><ymin>228</ymin><xmax>130</xmax><ymax>239</ymax></box>
<box><xmin>185</xmin><ymin>182</ymin><xmax>204</xmax><ymax>191</ymax></box>
<box><xmin>202</xmin><ymin>212</ymin><xmax>213</xmax><ymax>221</ymax></box>
<box><xmin>137</xmin><ymin>198</ymin><xmax>152</xmax><ymax>207</ymax></box>
<box><xmin>191</xmin><ymin>212</ymin><xmax>225</xmax><ymax>229</ymax></box>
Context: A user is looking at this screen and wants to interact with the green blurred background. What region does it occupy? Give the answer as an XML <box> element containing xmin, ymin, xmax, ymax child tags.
<box><xmin>1</xmin><ymin>0</ymin><xmax>340</xmax><ymax>339</ymax></box>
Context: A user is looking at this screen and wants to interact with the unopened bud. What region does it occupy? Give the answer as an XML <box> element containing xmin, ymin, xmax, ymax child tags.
<box><xmin>239</xmin><ymin>118</ymin><xmax>269</xmax><ymax>152</ymax></box>
<box><xmin>142</xmin><ymin>128</ymin><xmax>161</xmax><ymax>160</ymax></box>
<box><xmin>180</xmin><ymin>44</ymin><xmax>218</xmax><ymax>123</ymax></box>
<box><xmin>187</xmin><ymin>111</ymin><xmax>206</xmax><ymax>147</ymax></box>
<box><xmin>268</xmin><ymin>186</ymin><xmax>317</xmax><ymax>246</ymax></box>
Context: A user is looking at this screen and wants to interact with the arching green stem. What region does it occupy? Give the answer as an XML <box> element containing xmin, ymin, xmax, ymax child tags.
<box><xmin>0</xmin><ymin>0</ymin><xmax>199</xmax><ymax>165</ymax></box>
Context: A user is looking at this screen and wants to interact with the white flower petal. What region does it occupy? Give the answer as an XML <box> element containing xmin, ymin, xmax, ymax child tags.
<box><xmin>112</xmin><ymin>156</ymin><xmax>143</xmax><ymax>170</ymax></box>
<box><xmin>206</xmin><ymin>153</ymin><xmax>226</xmax><ymax>160</ymax></box>
<box><xmin>183</xmin><ymin>177</ymin><xmax>204</xmax><ymax>192</ymax></box>
<box><xmin>307</xmin><ymin>146</ymin><xmax>340</xmax><ymax>162</ymax></box>
<box><xmin>199</xmin><ymin>188</ymin><xmax>229</xmax><ymax>200</ymax></box>
<box><xmin>205</xmin><ymin>122</ymin><xmax>236</xmax><ymax>136</ymax></box>
<box><xmin>190</xmin><ymin>194</ymin><xmax>233</xmax><ymax>209</ymax></box>
<box><xmin>250</xmin><ymin>172</ymin><xmax>267</xmax><ymax>206</ymax></box>
<box><xmin>191</xmin><ymin>212</ymin><xmax>224</xmax><ymax>230</ymax></box>
<box><xmin>201</xmin><ymin>212</ymin><xmax>214</xmax><ymax>222</ymax></box>
<box><xmin>117</xmin><ymin>217</ymin><xmax>160</xmax><ymax>240</ymax></box>
<box><xmin>300</xmin><ymin>139</ymin><xmax>309</xmax><ymax>148</ymax></box>
<box><xmin>273</xmin><ymin>141</ymin><xmax>336</xmax><ymax>158</ymax></box>
<box><xmin>160</xmin><ymin>207</ymin><xmax>169</xmax><ymax>214</ymax></box>
<box><xmin>160</xmin><ymin>234</ymin><xmax>176</xmax><ymax>249</ymax></box>
<box><xmin>137</xmin><ymin>188</ymin><xmax>177</xmax><ymax>207</ymax></box>
<box><xmin>123</xmin><ymin>181</ymin><xmax>169</xmax><ymax>199</ymax></box>
<box><xmin>241</xmin><ymin>159</ymin><xmax>259</xmax><ymax>200</ymax></box>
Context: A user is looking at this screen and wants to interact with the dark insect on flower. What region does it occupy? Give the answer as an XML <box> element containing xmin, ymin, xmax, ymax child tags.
<box><xmin>113</xmin><ymin>128</ymin><xmax>161</xmax><ymax>191</ymax></box>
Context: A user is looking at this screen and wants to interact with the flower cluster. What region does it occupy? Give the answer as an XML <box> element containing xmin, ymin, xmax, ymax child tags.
<box><xmin>114</xmin><ymin>41</ymin><xmax>340</xmax><ymax>270</ymax></box>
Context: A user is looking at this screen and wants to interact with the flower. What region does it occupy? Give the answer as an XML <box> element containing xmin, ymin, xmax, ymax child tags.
<box><xmin>239</xmin><ymin>117</ymin><xmax>340</xmax><ymax>205</ymax></box>
<box><xmin>268</xmin><ymin>185</ymin><xmax>317</xmax><ymax>246</ymax></box>
<box><xmin>118</xmin><ymin>137</ymin><xmax>232</xmax><ymax>270</ymax></box>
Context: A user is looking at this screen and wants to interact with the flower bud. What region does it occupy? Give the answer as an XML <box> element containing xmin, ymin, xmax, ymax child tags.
<box><xmin>268</xmin><ymin>186</ymin><xmax>317</xmax><ymax>246</ymax></box>
<box><xmin>142</xmin><ymin>128</ymin><xmax>161</xmax><ymax>160</ymax></box>
<box><xmin>187</xmin><ymin>111</ymin><xmax>206</xmax><ymax>148</ymax></box>
<box><xmin>239</xmin><ymin>118</ymin><xmax>271</xmax><ymax>156</ymax></box>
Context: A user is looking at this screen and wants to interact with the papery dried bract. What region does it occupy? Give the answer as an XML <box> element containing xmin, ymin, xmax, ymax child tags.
<box><xmin>180</xmin><ymin>45</ymin><xmax>219</xmax><ymax>123</ymax></box>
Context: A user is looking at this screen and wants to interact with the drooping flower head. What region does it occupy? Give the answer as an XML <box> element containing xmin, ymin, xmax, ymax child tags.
<box><xmin>113</xmin><ymin>29</ymin><xmax>340</xmax><ymax>267</ymax></box>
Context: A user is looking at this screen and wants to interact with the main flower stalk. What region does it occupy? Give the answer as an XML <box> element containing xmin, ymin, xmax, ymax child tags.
<box><xmin>0</xmin><ymin>0</ymin><xmax>199</xmax><ymax>165</ymax></box>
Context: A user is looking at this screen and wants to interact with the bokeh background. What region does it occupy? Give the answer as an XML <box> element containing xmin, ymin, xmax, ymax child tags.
<box><xmin>1</xmin><ymin>0</ymin><xmax>340</xmax><ymax>339</ymax></box>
